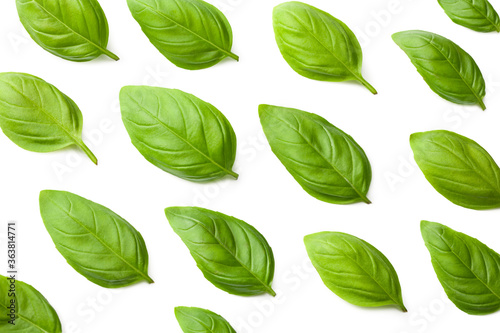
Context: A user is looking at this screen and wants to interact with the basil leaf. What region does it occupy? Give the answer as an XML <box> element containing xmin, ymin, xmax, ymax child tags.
<box><xmin>259</xmin><ymin>104</ymin><xmax>371</xmax><ymax>205</ymax></box>
<box><xmin>39</xmin><ymin>190</ymin><xmax>153</xmax><ymax>288</ymax></box>
<box><xmin>421</xmin><ymin>221</ymin><xmax>500</xmax><ymax>314</ymax></box>
<box><xmin>0</xmin><ymin>276</ymin><xmax>62</xmax><ymax>332</ymax></box>
<box><xmin>165</xmin><ymin>206</ymin><xmax>276</xmax><ymax>296</ymax></box>
<box><xmin>175</xmin><ymin>306</ymin><xmax>236</xmax><ymax>333</ymax></box>
<box><xmin>438</xmin><ymin>0</ymin><xmax>500</xmax><ymax>32</ymax></box>
<box><xmin>127</xmin><ymin>0</ymin><xmax>238</xmax><ymax>70</ymax></box>
<box><xmin>16</xmin><ymin>0</ymin><xmax>118</xmax><ymax>62</ymax></box>
<box><xmin>272</xmin><ymin>1</ymin><xmax>377</xmax><ymax>94</ymax></box>
<box><xmin>120</xmin><ymin>86</ymin><xmax>238</xmax><ymax>182</ymax></box>
<box><xmin>393</xmin><ymin>30</ymin><xmax>486</xmax><ymax>109</ymax></box>
<box><xmin>0</xmin><ymin>73</ymin><xmax>97</xmax><ymax>164</ymax></box>
<box><xmin>410</xmin><ymin>130</ymin><xmax>500</xmax><ymax>210</ymax></box>
<box><xmin>304</xmin><ymin>232</ymin><xmax>407</xmax><ymax>312</ymax></box>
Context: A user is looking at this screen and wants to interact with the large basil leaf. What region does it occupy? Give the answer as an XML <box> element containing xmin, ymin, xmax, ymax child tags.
<box><xmin>421</xmin><ymin>221</ymin><xmax>500</xmax><ymax>315</ymax></box>
<box><xmin>410</xmin><ymin>130</ymin><xmax>500</xmax><ymax>210</ymax></box>
<box><xmin>0</xmin><ymin>276</ymin><xmax>62</xmax><ymax>332</ymax></box>
<box><xmin>0</xmin><ymin>73</ymin><xmax>97</xmax><ymax>164</ymax></box>
<box><xmin>393</xmin><ymin>30</ymin><xmax>486</xmax><ymax>109</ymax></box>
<box><xmin>438</xmin><ymin>0</ymin><xmax>500</xmax><ymax>32</ymax></box>
<box><xmin>304</xmin><ymin>232</ymin><xmax>406</xmax><ymax>312</ymax></box>
<box><xmin>175</xmin><ymin>307</ymin><xmax>236</xmax><ymax>333</ymax></box>
<box><xmin>16</xmin><ymin>0</ymin><xmax>118</xmax><ymax>61</ymax></box>
<box><xmin>165</xmin><ymin>206</ymin><xmax>276</xmax><ymax>296</ymax></box>
<box><xmin>120</xmin><ymin>86</ymin><xmax>238</xmax><ymax>182</ymax></box>
<box><xmin>259</xmin><ymin>104</ymin><xmax>371</xmax><ymax>205</ymax></box>
<box><xmin>127</xmin><ymin>0</ymin><xmax>238</xmax><ymax>70</ymax></box>
<box><xmin>39</xmin><ymin>190</ymin><xmax>153</xmax><ymax>288</ymax></box>
<box><xmin>272</xmin><ymin>2</ymin><xmax>377</xmax><ymax>94</ymax></box>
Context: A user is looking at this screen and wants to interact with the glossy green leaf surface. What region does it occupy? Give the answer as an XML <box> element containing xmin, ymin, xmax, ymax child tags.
<box><xmin>421</xmin><ymin>221</ymin><xmax>500</xmax><ymax>314</ymax></box>
<box><xmin>0</xmin><ymin>276</ymin><xmax>62</xmax><ymax>332</ymax></box>
<box><xmin>39</xmin><ymin>190</ymin><xmax>153</xmax><ymax>288</ymax></box>
<box><xmin>16</xmin><ymin>0</ymin><xmax>118</xmax><ymax>61</ymax></box>
<box><xmin>272</xmin><ymin>1</ymin><xmax>376</xmax><ymax>93</ymax></box>
<box><xmin>0</xmin><ymin>73</ymin><xmax>97</xmax><ymax>164</ymax></box>
<box><xmin>166</xmin><ymin>206</ymin><xmax>276</xmax><ymax>296</ymax></box>
<box><xmin>411</xmin><ymin>130</ymin><xmax>500</xmax><ymax>210</ymax></box>
<box><xmin>175</xmin><ymin>307</ymin><xmax>236</xmax><ymax>333</ymax></box>
<box><xmin>393</xmin><ymin>30</ymin><xmax>486</xmax><ymax>109</ymax></box>
<box><xmin>127</xmin><ymin>0</ymin><xmax>237</xmax><ymax>70</ymax></box>
<box><xmin>305</xmin><ymin>232</ymin><xmax>406</xmax><ymax>311</ymax></box>
<box><xmin>120</xmin><ymin>86</ymin><xmax>238</xmax><ymax>182</ymax></box>
<box><xmin>438</xmin><ymin>0</ymin><xmax>500</xmax><ymax>32</ymax></box>
<box><xmin>259</xmin><ymin>104</ymin><xmax>371</xmax><ymax>205</ymax></box>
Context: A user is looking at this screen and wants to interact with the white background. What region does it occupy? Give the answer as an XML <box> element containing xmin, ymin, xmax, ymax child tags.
<box><xmin>1</xmin><ymin>0</ymin><xmax>500</xmax><ymax>332</ymax></box>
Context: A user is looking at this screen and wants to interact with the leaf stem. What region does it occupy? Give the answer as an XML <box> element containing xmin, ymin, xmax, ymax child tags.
<box><xmin>144</xmin><ymin>275</ymin><xmax>155</xmax><ymax>284</ymax></box>
<box><xmin>358</xmin><ymin>77</ymin><xmax>378</xmax><ymax>95</ymax></box>
<box><xmin>267</xmin><ymin>287</ymin><xmax>277</xmax><ymax>297</ymax></box>
<box><xmin>102</xmin><ymin>48</ymin><xmax>120</xmax><ymax>61</ymax></box>
<box><xmin>78</xmin><ymin>141</ymin><xmax>98</xmax><ymax>165</ymax></box>
<box><xmin>478</xmin><ymin>98</ymin><xmax>486</xmax><ymax>111</ymax></box>
<box><xmin>227</xmin><ymin>51</ymin><xmax>239</xmax><ymax>61</ymax></box>
<box><xmin>399</xmin><ymin>303</ymin><xmax>408</xmax><ymax>312</ymax></box>
<box><xmin>362</xmin><ymin>196</ymin><xmax>372</xmax><ymax>204</ymax></box>
<box><xmin>227</xmin><ymin>169</ymin><xmax>239</xmax><ymax>179</ymax></box>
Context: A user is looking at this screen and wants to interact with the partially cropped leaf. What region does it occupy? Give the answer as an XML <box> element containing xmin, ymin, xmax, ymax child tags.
<box><xmin>421</xmin><ymin>221</ymin><xmax>500</xmax><ymax>314</ymax></box>
<box><xmin>0</xmin><ymin>73</ymin><xmax>97</xmax><ymax>164</ymax></box>
<box><xmin>438</xmin><ymin>0</ymin><xmax>500</xmax><ymax>32</ymax></box>
<box><xmin>0</xmin><ymin>276</ymin><xmax>62</xmax><ymax>332</ymax></box>
<box><xmin>127</xmin><ymin>0</ymin><xmax>238</xmax><ymax>70</ymax></box>
<box><xmin>166</xmin><ymin>206</ymin><xmax>275</xmax><ymax>296</ymax></box>
<box><xmin>259</xmin><ymin>104</ymin><xmax>371</xmax><ymax>205</ymax></box>
<box><xmin>120</xmin><ymin>86</ymin><xmax>238</xmax><ymax>182</ymax></box>
<box><xmin>410</xmin><ymin>130</ymin><xmax>500</xmax><ymax>210</ymax></box>
<box><xmin>304</xmin><ymin>232</ymin><xmax>406</xmax><ymax>312</ymax></box>
<box><xmin>393</xmin><ymin>30</ymin><xmax>486</xmax><ymax>109</ymax></box>
<box><xmin>39</xmin><ymin>190</ymin><xmax>153</xmax><ymax>288</ymax></box>
<box><xmin>175</xmin><ymin>307</ymin><xmax>236</xmax><ymax>333</ymax></box>
<box><xmin>16</xmin><ymin>0</ymin><xmax>118</xmax><ymax>61</ymax></box>
<box><xmin>272</xmin><ymin>1</ymin><xmax>377</xmax><ymax>93</ymax></box>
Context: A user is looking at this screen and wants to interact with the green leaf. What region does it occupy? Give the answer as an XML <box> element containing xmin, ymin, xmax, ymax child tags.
<box><xmin>421</xmin><ymin>221</ymin><xmax>500</xmax><ymax>315</ymax></box>
<box><xmin>175</xmin><ymin>307</ymin><xmax>236</xmax><ymax>333</ymax></box>
<box><xmin>0</xmin><ymin>73</ymin><xmax>97</xmax><ymax>164</ymax></box>
<box><xmin>127</xmin><ymin>0</ymin><xmax>238</xmax><ymax>70</ymax></box>
<box><xmin>272</xmin><ymin>1</ymin><xmax>376</xmax><ymax>94</ymax></box>
<box><xmin>16</xmin><ymin>0</ymin><xmax>118</xmax><ymax>61</ymax></box>
<box><xmin>259</xmin><ymin>104</ymin><xmax>372</xmax><ymax>205</ymax></box>
<box><xmin>39</xmin><ymin>190</ymin><xmax>153</xmax><ymax>288</ymax></box>
<box><xmin>120</xmin><ymin>86</ymin><xmax>238</xmax><ymax>182</ymax></box>
<box><xmin>438</xmin><ymin>0</ymin><xmax>500</xmax><ymax>32</ymax></box>
<box><xmin>165</xmin><ymin>206</ymin><xmax>276</xmax><ymax>296</ymax></box>
<box><xmin>410</xmin><ymin>130</ymin><xmax>500</xmax><ymax>210</ymax></box>
<box><xmin>304</xmin><ymin>232</ymin><xmax>406</xmax><ymax>312</ymax></box>
<box><xmin>392</xmin><ymin>30</ymin><xmax>486</xmax><ymax>109</ymax></box>
<box><xmin>0</xmin><ymin>276</ymin><xmax>62</xmax><ymax>332</ymax></box>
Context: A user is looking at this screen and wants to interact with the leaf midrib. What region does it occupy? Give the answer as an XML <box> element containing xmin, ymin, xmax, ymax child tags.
<box><xmin>27</xmin><ymin>0</ymin><xmax>110</xmax><ymax>55</ymax></box>
<box><xmin>134</xmin><ymin>0</ymin><xmax>234</xmax><ymax>59</ymax></box>
<box><xmin>127</xmin><ymin>95</ymin><xmax>234</xmax><ymax>177</ymax></box>
<box><xmin>0</xmin><ymin>302</ymin><xmax>51</xmax><ymax>332</ymax></box>
<box><xmin>266</xmin><ymin>111</ymin><xmax>370</xmax><ymax>203</ymax></box>
<box><xmin>169</xmin><ymin>211</ymin><xmax>275</xmax><ymax>295</ymax></box>
<box><xmin>46</xmin><ymin>197</ymin><xmax>150</xmax><ymax>283</ymax></box>
<box><xmin>448</xmin><ymin>0</ymin><xmax>500</xmax><ymax>30</ymax></box>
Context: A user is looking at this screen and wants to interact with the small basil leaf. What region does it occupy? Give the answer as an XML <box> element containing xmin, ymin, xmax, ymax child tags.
<box><xmin>410</xmin><ymin>130</ymin><xmax>500</xmax><ymax>210</ymax></box>
<box><xmin>259</xmin><ymin>104</ymin><xmax>371</xmax><ymax>205</ymax></box>
<box><xmin>421</xmin><ymin>221</ymin><xmax>500</xmax><ymax>315</ymax></box>
<box><xmin>127</xmin><ymin>0</ymin><xmax>238</xmax><ymax>70</ymax></box>
<box><xmin>393</xmin><ymin>30</ymin><xmax>486</xmax><ymax>109</ymax></box>
<box><xmin>39</xmin><ymin>190</ymin><xmax>153</xmax><ymax>288</ymax></box>
<box><xmin>272</xmin><ymin>1</ymin><xmax>377</xmax><ymax>94</ymax></box>
<box><xmin>0</xmin><ymin>73</ymin><xmax>97</xmax><ymax>164</ymax></box>
<box><xmin>16</xmin><ymin>0</ymin><xmax>118</xmax><ymax>61</ymax></box>
<box><xmin>304</xmin><ymin>232</ymin><xmax>406</xmax><ymax>312</ymax></box>
<box><xmin>0</xmin><ymin>276</ymin><xmax>62</xmax><ymax>332</ymax></box>
<box><xmin>120</xmin><ymin>86</ymin><xmax>238</xmax><ymax>182</ymax></box>
<box><xmin>438</xmin><ymin>0</ymin><xmax>500</xmax><ymax>32</ymax></box>
<box><xmin>175</xmin><ymin>307</ymin><xmax>236</xmax><ymax>333</ymax></box>
<box><xmin>165</xmin><ymin>206</ymin><xmax>276</xmax><ymax>296</ymax></box>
